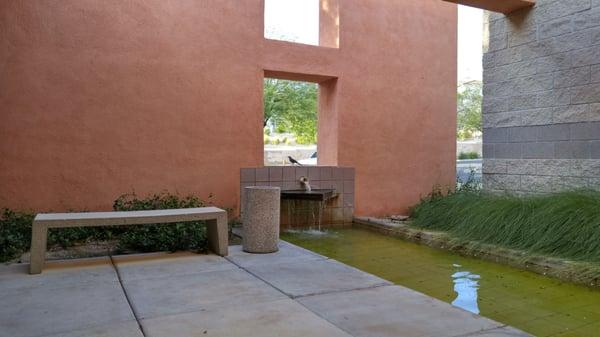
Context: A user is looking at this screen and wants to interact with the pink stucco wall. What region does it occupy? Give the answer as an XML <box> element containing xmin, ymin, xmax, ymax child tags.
<box><xmin>0</xmin><ymin>0</ymin><xmax>456</xmax><ymax>216</ymax></box>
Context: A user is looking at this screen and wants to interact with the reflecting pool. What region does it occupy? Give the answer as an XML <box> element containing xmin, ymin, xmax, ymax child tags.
<box><xmin>282</xmin><ymin>227</ymin><xmax>600</xmax><ymax>337</ymax></box>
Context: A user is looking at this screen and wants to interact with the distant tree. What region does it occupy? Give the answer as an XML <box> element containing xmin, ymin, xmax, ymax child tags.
<box><xmin>263</xmin><ymin>79</ymin><xmax>318</xmax><ymax>144</ymax></box>
<box><xmin>457</xmin><ymin>81</ymin><xmax>482</xmax><ymax>140</ymax></box>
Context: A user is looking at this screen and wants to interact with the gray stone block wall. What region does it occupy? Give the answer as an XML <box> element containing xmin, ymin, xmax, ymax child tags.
<box><xmin>483</xmin><ymin>0</ymin><xmax>600</xmax><ymax>193</ymax></box>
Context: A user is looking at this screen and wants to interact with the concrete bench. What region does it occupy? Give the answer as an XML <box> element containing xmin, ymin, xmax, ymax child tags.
<box><xmin>29</xmin><ymin>207</ymin><xmax>228</xmax><ymax>274</ymax></box>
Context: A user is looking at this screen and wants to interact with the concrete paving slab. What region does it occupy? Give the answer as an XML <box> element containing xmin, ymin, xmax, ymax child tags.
<box><xmin>141</xmin><ymin>298</ymin><xmax>353</xmax><ymax>337</ymax></box>
<box><xmin>0</xmin><ymin>257</ymin><xmax>118</xmax><ymax>292</ymax></box>
<box><xmin>42</xmin><ymin>320</ymin><xmax>143</xmax><ymax>337</ymax></box>
<box><xmin>297</xmin><ymin>285</ymin><xmax>512</xmax><ymax>337</ymax></box>
<box><xmin>226</xmin><ymin>241</ymin><xmax>326</xmax><ymax>268</ymax></box>
<box><xmin>0</xmin><ymin>278</ymin><xmax>135</xmax><ymax>337</ymax></box>
<box><xmin>113</xmin><ymin>252</ymin><xmax>236</xmax><ymax>282</ymax></box>
<box><xmin>0</xmin><ymin>249</ymin><xmax>530</xmax><ymax>337</ymax></box>
<box><xmin>123</xmin><ymin>267</ymin><xmax>287</xmax><ymax>319</ymax></box>
<box><xmin>244</xmin><ymin>257</ymin><xmax>391</xmax><ymax>298</ymax></box>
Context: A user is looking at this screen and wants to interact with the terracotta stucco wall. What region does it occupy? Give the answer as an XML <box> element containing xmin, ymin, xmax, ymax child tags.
<box><xmin>335</xmin><ymin>0</ymin><xmax>457</xmax><ymax>215</ymax></box>
<box><xmin>0</xmin><ymin>0</ymin><xmax>456</xmax><ymax>216</ymax></box>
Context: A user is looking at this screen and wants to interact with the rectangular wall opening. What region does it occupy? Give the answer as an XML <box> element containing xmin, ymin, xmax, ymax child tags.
<box><xmin>262</xmin><ymin>71</ymin><xmax>338</xmax><ymax>167</ymax></box>
<box><xmin>263</xmin><ymin>78</ymin><xmax>318</xmax><ymax>166</ymax></box>
<box><xmin>457</xmin><ymin>5</ymin><xmax>483</xmax><ymax>187</ymax></box>
<box><xmin>264</xmin><ymin>0</ymin><xmax>339</xmax><ymax>48</ymax></box>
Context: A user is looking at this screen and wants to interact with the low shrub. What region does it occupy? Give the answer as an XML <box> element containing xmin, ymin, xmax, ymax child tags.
<box><xmin>0</xmin><ymin>209</ymin><xmax>35</xmax><ymax>262</ymax></box>
<box><xmin>0</xmin><ymin>192</ymin><xmax>214</xmax><ymax>262</ymax></box>
<box><xmin>113</xmin><ymin>192</ymin><xmax>209</xmax><ymax>252</ymax></box>
<box><xmin>410</xmin><ymin>190</ymin><xmax>600</xmax><ymax>263</ymax></box>
<box><xmin>458</xmin><ymin>151</ymin><xmax>480</xmax><ymax>160</ymax></box>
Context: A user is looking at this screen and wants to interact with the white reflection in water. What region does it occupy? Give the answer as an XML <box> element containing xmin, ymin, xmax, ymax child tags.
<box><xmin>284</xmin><ymin>229</ymin><xmax>330</xmax><ymax>236</ymax></box>
<box><xmin>451</xmin><ymin>270</ymin><xmax>481</xmax><ymax>314</ymax></box>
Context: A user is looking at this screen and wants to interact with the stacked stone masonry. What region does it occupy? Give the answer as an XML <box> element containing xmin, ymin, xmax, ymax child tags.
<box><xmin>483</xmin><ymin>0</ymin><xmax>600</xmax><ymax>193</ymax></box>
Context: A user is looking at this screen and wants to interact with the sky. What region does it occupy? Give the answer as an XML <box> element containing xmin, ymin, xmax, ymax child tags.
<box><xmin>264</xmin><ymin>0</ymin><xmax>320</xmax><ymax>45</ymax></box>
<box><xmin>457</xmin><ymin>5</ymin><xmax>483</xmax><ymax>82</ymax></box>
<box><xmin>264</xmin><ymin>1</ymin><xmax>483</xmax><ymax>83</ymax></box>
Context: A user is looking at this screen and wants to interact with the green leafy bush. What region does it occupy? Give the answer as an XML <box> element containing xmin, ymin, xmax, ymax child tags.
<box><xmin>410</xmin><ymin>190</ymin><xmax>600</xmax><ymax>263</ymax></box>
<box><xmin>458</xmin><ymin>151</ymin><xmax>480</xmax><ymax>160</ymax></box>
<box><xmin>113</xmin><ymin>192</ymin><xmax>210</xmax><ymax>253</ymax></box>
<box><xmin>0</xmin><ymin>192</ymin><xmax>214</xmax><ymax>262</ymax></box>
<box><xmin>0</xmin><ymin>209</ymin><xmax>35</xmax><ymax>262</ymax></box>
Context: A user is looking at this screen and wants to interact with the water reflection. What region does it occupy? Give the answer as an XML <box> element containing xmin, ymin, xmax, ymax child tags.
<box><xmin>451</xmin><ymin>267</ymin><xmax>481</xmax><ymax>314</ymax></box>
<box><xmin>284</xmin><ymin>228</ymin><xmax>331</xmax><ymax>236</ymax></box>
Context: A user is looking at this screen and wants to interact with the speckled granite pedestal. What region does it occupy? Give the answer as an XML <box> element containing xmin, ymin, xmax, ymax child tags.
<box><xmin>242</xmin><ymin>186</ymin><xmax>280</xmax><ymax>253</ymax></box>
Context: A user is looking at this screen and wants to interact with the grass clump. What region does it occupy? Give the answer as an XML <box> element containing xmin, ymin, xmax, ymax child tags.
<box><xmin>410</xmin><ymin>190</ymin><xmax>600</xmax><ymax>264</ymax></box>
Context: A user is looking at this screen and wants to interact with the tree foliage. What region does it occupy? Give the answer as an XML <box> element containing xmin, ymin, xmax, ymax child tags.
<box><xmin>457</xmin><ymin>81</ymin><xmax>482</xmax><ymax>140</ymax></box>
<box><xmin>264</xmin><ymin>79</ymin><xmax>318</xmax><ymax>144</ymax></box>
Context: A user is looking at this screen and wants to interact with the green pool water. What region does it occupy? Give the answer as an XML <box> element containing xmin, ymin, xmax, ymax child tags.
<box><xmin>282</xmin><ymin>227</ymin><xmax>600</xmax><ymax>337</ymax></box>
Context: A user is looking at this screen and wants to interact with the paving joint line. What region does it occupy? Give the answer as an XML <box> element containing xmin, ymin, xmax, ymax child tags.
<box><xmin>224</xmin><ymin>256</ymin><xmax>292</xmax><ymax>298</ymax></box>
<box><xmin>224</xmin><ymin>256</ymin><xmax>359</xmax><ymax>337</ymax></box>
<box><xmin>109</xmin><ymin>255</ymin><xmax>147</xmax><ymax>337</ymax></box>
<box><xmin>290</xmin><ymin>282</ymin><xmax>392</xmax><ymax>299</ymax></box>
<box><xmin>293</xmin><ymin>298</ymin><xmax>358</xmax><ymax>337</ymax></box>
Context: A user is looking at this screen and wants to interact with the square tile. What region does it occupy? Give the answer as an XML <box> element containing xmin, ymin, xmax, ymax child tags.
<box><xmin>320</xmin><ymin>167</ymin><xmax>333</xmax><ymax>180</ymax></box>
<box><xmin>309</xmin><ymin>181</ymin><xmax>321</xmax><ymax>189</ymax></box>
<box><xmin>332</xmin><ymin>168</ymin><xmax>344</xmax><ymax>180</ymax></box>
<box><xmin>332</xmin><ymin>194</ymin><xmax>343</xmax><ymax>207</ymax></box>
<box><xmin>343</xmin><ymin>207</ymin><xmax>354</xmax><ymax>223</ymax></box>
<box><xmin>283</xmin><ymin>180</ymin><xmax>300</xmax><ymax>190</ymax></box>
<box><xmin>269</xmin><ymin>167</ymin><xmax>283</xmax><ymax>181</ymax></box>
<box><xmin>240</xmin><ymin>168</ymin><xmax>255</xmax><ymax>183</ymax></box>
<box><xmin>343</xmin><ymin>193</ymin><xmax>354</xmax><ymax>207</ymax></box>
<box><xmin>244</xmin><ymin>258</ymin><xmax>390</xmax><ymax>298</ymax></box>
<box><xmin>269</xmin><ymin>181</ymin><xmax>283</xmax><ymax>188</ymax></box>
<box><xmin>295</xmin><ymin>167</ymin><xmax>308</xmax><ymax>180</ymax></box>
<box><xmin>282</xmin><ymin>166</ymin><xmax>295</xmax><ymax>181</ymax></box>
<box><xmin>255</xmin><ymin>168</ymin><xmax>269</xmax><ymax>182</ymax></box>
<box><xmin>332</xmin><ymin>180</ymin><xmax>343</xmax><ymax>193</ymax></box>
<box><xmin>332</xmin><ymin>208</ymin><xmax>344</xmax><ymax>223</ymax></box>
<box><xmin>308</xmin><ymin>167</ymin><xmax>321</xmax><ymax>180</ymax></box>
<box><xmin>320</xmin><ymin>180</ymin><xmax>334</xmax><ymax>189</ymax></box>
<box><xmin>343</xmin><ymin>180</ymin><xmax>355</xmax><ymax>193</ymax></box>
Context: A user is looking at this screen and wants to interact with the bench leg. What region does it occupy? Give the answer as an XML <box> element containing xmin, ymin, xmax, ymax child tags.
<box><xmin>206</xmin><ymin>215</ymin><xmax>228</xmax><ymax>256</ymax></box>
<box><xmin>30</xmin><ymin>223</ymin><xmax>48</xmax><ymax>274</ymax></box>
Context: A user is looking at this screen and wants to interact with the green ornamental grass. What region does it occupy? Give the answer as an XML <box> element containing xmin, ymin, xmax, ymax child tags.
<box><xmin>410</xmin><ymin>190</ymin><xmax>600</xmax><ymax>263</ymax></box>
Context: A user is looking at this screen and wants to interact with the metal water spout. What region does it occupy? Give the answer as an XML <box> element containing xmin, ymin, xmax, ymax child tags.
<box><xmin>299</xmin><ymin>176</ymin><xmax>311</xmax><ymax>192</ymax></box>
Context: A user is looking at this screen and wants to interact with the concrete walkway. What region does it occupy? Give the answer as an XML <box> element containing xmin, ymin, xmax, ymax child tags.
<box><xmin>0</xmin><ymin>241</ymin><xmax>530</xmax><ymax>337</ymax></box>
